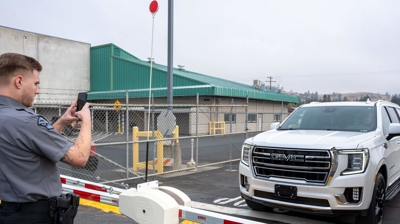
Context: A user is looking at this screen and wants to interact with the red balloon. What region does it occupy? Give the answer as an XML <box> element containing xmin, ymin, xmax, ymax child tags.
<box><xmin>149</xmin><ymin>0</ymin><xmax>159</xmax><ymax>14</ymax></box>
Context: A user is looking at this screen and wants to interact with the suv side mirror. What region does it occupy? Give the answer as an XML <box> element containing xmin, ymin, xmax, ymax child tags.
<box><xmin>387</xmin><ymin>123</ymin><xmax>400</xmax><ymax>140</ymax></box>
<box><xmin>270</xmin><ymin>122</ymin><xmax>280</xmax><ymax>130</ymax></box>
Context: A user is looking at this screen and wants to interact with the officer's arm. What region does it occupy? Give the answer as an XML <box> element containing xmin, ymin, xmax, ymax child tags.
<box><xmin>60</xmin><ymin>103</ymin><xmax>92</xmax><ymax>167</ymax></box>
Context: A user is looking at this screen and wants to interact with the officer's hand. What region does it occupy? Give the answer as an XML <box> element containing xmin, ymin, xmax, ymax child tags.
<box><xmin>59</xmin><ymin>99</ymin><xmax>80</xmax><ymax>126</ymax></box>
<box><xmin>75</xmin><ymin>102</ymin><xmax>90</xmax><ymax>122</ymax></box>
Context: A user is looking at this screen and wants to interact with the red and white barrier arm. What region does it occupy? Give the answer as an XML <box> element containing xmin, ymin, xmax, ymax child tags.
<box><xmin>60</xmin><ymin>176</ymin><xmax>266</xmax><ymax>224</ymax></box>
<box><xmin>60</xmin><ymin>174</ymin><xmax>125</xmax><ymax>195</ymax></box>
<box><xmin>60</xmin><ymin>175</ymin><xmax>125</xmax><ymax>206</ymax></box>
<box><xmin>62</xmin><ymin>183</ymin><xmax>120</xmax><ymax>206</ymax></box>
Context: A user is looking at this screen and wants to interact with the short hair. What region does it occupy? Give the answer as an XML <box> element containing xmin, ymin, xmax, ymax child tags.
<box><xmin>0</xmin><ymin>52</ymin><xmax>42</xmax><ymax>86</ymax></box>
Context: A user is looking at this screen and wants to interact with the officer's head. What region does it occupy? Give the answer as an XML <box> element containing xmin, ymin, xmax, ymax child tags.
<box><xmin>0</xmin><ymin>53</ymin><xmax>42</xmax><ymax>107</ymax></box>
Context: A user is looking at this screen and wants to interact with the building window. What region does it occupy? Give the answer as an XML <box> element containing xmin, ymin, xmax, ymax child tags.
<box><xmin>224</xmin><ymin>113</ymin><xmax>236</xmax><ymax>123</ymax></box>
<box><xmin>248</xmin><ymin>114</ymin><xmax>256</xmax><ymax>123</ymax></box>
<box><xmin>274</xmin><ymin>114</ymin><xmax>282</xmax><ymax>122</ymax></box>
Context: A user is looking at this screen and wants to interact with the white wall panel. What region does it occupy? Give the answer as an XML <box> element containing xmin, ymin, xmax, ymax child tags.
<box><xmin>0</xmin><ymin>26</ymin><xmax>90</xmax><ymax>104</ymax></box>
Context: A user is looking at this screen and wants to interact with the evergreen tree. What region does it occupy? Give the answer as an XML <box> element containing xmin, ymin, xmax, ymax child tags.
<box><xmin>392</xmin><ymin>95</ymin><xmax>400</xmax><ymax>105</ymax></box>
<box><xmin>323</xmin><ymin>95</ymin><xmax>328</xmax><ymax>102</ymax></box>
<box><xmin>358</xmin><ymin>95</ymin><xmax>369</xmax><ymax>101</ymax></box>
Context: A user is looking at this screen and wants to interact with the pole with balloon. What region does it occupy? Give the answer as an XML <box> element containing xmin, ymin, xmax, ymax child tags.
<box><xmin>145</xmin><ymin>0</ymin><xmax>159</xmax><ymax>182</ymax></box>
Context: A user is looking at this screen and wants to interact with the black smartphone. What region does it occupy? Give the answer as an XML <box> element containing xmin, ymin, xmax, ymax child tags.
<box><xmin>77</xmin><ymin>92</ymin><xmax>87</xmax><ymax>111</ymax></box>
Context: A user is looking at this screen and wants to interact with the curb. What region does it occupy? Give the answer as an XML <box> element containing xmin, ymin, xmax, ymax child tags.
<box><xmin>79</xmin><ymin>198</ymin><xmax>121</xmax><ymax>214</ymax></box>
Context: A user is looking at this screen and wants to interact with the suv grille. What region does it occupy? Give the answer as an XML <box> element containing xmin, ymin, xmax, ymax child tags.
<box><xmin>252</xmin><ymin>147</ymin><xmax>331</xmax><ymax>184</ymax></box>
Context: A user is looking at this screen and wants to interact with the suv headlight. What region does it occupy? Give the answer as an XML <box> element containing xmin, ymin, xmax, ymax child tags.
<box><xmin>339</xmin><ymin>149</ymin><xmax>369</xmax><ymax>175</ymax></box>
<box><xmin>241</xmin><ymin>144</ymin><xmax>252</xmax><ymax>166</ymax></box>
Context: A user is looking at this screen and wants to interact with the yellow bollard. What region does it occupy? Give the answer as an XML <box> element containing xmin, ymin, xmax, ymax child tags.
<box><xmin>118</xmin><ymin>123</ymin><xmax>122</xmax><ymax>134</ymax></box>
<box><xmin>132</xmin><ymin>126</ymin><xmax>180</xmax><ymax>173</ymax></box>
<box><xmin>132</xmin><ymin>127</ymin><xmax>163</xmax><ymax>173</ymax></box>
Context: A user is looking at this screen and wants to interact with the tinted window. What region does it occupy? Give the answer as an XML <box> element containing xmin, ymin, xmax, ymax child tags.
<box><xmin>381</xmin><ymin>107</ymin><xmax>391</xmax><ymax>136</ymax></box>
<box><xmin>397</xmin><ymin>108</ymin><xmax>400</xmax><ymax>120</ymax></box>
<box><xmin>386</xmin><ymin>107</ymin><xmax>400</xmax><ymax>123</ymax></box>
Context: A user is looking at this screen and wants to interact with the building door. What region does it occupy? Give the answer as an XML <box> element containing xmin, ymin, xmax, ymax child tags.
<box><xmin>258</xmin><ymin>114</ymin><xmax>263</xmax><ymax>131</ymax></box>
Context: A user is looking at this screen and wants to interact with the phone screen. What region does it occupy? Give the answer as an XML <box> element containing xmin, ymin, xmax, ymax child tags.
<box><xmin>77</xmin><ymin>92</ymin><xmax>87</xmax><ymax>111</ymax></box>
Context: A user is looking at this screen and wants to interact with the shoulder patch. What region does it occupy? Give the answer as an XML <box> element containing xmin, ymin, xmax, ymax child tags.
<box><xmin>37</xmin><ymin>116</ymin><xmax>54</xmax><ymax>130</ymax></box>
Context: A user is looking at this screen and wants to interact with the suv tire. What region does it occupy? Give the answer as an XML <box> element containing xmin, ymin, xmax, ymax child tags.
<box><xmin>356</xmin><ymin>172</ymin><xmax>385</xmax><ymax>224</ymax></box>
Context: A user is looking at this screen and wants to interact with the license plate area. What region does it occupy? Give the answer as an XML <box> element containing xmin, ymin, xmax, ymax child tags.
<box><xmin>275</xmin><ymin>184</ymin><xmax>297</xmax><ymax>199</ymax></box>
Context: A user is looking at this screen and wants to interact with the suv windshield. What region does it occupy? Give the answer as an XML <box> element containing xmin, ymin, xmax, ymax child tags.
<box><xmin>279</xmin><ymin>106</ymin><xmax>376</xmax><ymax>132</ymax></box>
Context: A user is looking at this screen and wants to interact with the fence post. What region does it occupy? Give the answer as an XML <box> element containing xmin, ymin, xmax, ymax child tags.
<box><xmin>105</xmin><ymin>111</ymin><xmax>109</xmax><ymax>133</ymax></box>
<box><xmin>246</xmin><ymin>95</ymin><xmax>248</xmax><ymax>139</ymax></box>
<box><xmin>229</xmin><ymin>98</ymin><xmax>234</xmax><ymax>170</ymax></box>
<box><xmin>126</xmin><ymin>90</ymin><xmax>129</xmax><ymax>179</ymax></box>
<box><xmin>152</xmin><ymin>94</ymin><xmax>156</xmax><ymax>173</ymax></box>
<box><xmin>196</xmin><ymin>93</ymin><xmax>199</xmax><ymax>168</ymax></box>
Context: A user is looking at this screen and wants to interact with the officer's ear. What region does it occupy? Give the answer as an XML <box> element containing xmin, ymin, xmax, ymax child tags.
<box><xmin>13</xmin><ymin>75</ymin><xmax>23</xmax><ymax>89</ymax></box>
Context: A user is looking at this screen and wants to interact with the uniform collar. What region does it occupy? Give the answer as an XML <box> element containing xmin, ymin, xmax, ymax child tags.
<box><xmin>0</xmin><ymin>95</ymin><xmax>29</xmax><ymax>110</ymax></box>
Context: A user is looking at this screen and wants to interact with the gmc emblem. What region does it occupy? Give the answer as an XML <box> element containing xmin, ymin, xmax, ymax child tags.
<box><xmin>271</xmin><ymin>153</ymin><xmax>304</xmax><ymax>162</ymax></box>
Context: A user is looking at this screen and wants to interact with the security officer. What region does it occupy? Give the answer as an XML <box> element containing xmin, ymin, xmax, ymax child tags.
<box><xmin>0</xmin><ymin>52</ymin><xmax>92</xmax><ymax>223</ymax></box>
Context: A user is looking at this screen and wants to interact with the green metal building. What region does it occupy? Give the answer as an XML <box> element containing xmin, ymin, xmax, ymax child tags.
<box><xmin>88</xmin><ymin>43</ymin><xmax>299</xmax><ymax>135</ymax></box>
<box><xmin>89</xmin><ymin>44</ymin><xmax>299</xmax><ymax>104</ymax></box>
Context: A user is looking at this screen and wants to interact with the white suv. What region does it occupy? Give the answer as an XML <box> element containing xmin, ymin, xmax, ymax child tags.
<box><xmin>239</xmin><ymin>100</ymin><xmax>400</xmax><ymax>224</ymax></box>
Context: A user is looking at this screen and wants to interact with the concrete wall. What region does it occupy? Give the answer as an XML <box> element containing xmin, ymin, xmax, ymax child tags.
<box><xmin>0</xmin><ymin>26</ymin><xmax>90</xmax><ymax>104</ymax></box>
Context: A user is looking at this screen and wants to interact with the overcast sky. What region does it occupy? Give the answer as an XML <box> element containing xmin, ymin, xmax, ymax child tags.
<box><xmin>1</xmin><ymin>0</ymin><xmax>399</xmax><ymax>95</ymax></box>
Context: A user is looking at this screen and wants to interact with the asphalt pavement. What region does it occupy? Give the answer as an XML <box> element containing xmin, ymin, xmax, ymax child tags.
<box><xmin>73</xmin><ymin>163</ymin><xmax>400</xmax><ymax>224</ymax></box>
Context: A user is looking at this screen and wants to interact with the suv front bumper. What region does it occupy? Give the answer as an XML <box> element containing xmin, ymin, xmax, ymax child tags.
<box><xmin>239</xmin><ymin>162</ymin><xmax>375</xmax><ymax>216</ymax></box>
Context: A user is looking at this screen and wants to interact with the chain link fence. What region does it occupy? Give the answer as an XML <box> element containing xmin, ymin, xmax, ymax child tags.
<box><xmin>33</xmin><ymin>98</ymin><xmax>290</xmax><ymax>188</ymax></box>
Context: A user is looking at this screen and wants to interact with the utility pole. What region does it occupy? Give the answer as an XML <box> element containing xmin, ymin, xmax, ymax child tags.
<box><xmin>266</xmin><ymin>76</ymin><xmax>276</xmax><ymax>90</ymax></box>
<box><xmin>167</xmin><ymin>0</ymin><xmax>174</xmax><ymax>110</ymax></box>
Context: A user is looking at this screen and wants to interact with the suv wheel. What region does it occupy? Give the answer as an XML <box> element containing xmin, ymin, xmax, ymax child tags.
<box><xmin>356</xmin><ymin>172</ymin><xmax>385</xmax><ymax>224</ymax></box>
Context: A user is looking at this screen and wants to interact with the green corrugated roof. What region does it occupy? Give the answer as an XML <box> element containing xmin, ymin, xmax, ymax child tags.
<box><xmin>89</xmin><ymin>44</ymin><xmax>299</xmax><ymax>103</ymax></box>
